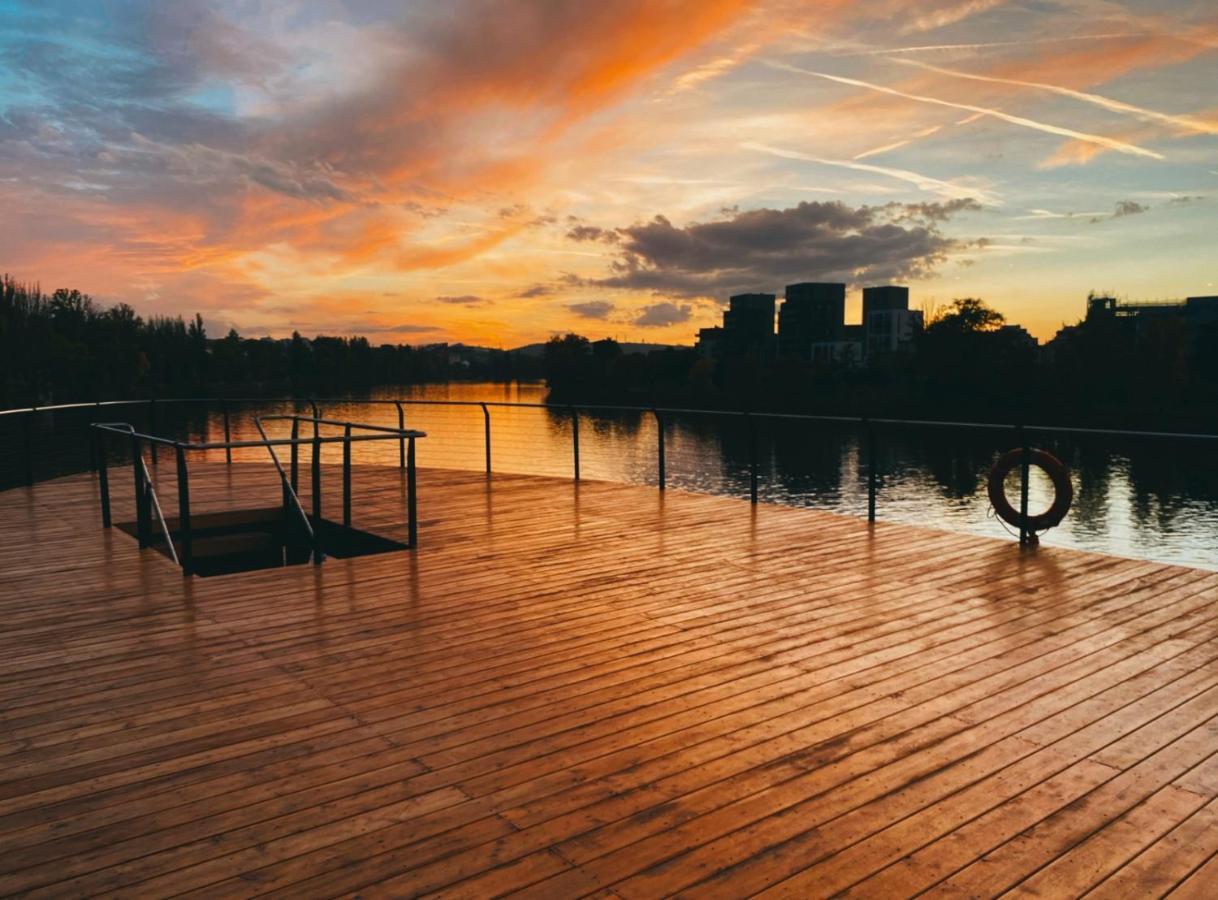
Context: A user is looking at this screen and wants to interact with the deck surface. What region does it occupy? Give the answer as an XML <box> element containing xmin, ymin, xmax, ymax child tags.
<box><xmin>2</xmin><ymin>461</ymin><xmax>1218</xmax><ymax>898</ymax></box>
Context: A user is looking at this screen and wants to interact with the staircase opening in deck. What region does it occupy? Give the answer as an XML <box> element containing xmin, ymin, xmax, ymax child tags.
<box><xmin>115</xmin><ymin>506</ymin><xmax>408</xmax><ymax>577</ymax></box>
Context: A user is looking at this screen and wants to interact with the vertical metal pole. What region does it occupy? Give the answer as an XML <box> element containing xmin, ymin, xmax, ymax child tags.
<box><xmin>175</xmin><ymin>445</ymin><xmax>192</xmax><ymax>576</ymax></box>
<box><xmin>131</xmin><ymin>433</ymin><xmax>148</xmax><ymax>547</ymax></box>
<box><xmin>311</xmin><ymin>426</ymin><xmax>322</xmax><ymax>524</ymax></box>
<box><xmin>396</xmin><ymin>402</ymin><xmax>406</xmax><ymax>469</ymax></box>
<box><xmin>148</xmin><ymin>398</ymin><xmax>157</xmax><ymax>464</ymax></box>
<box><xmin>481</xmin><ymin>402</ymin><xmax>491</xmax><ymax>474</ymax></box>
<box><xmin>22</xmin><ymin>409</ymin><xmax>34</xmax><ymax>486</ymax></box>
<box><xmin>866</xmin><ymin>419</ymin><xmax>877</xmax><ymax>523</ymax></box>
<box><xmin>342</xmin><ymin>424</ymin><xmax>352</xmax><ymax>528</ymax></box>
<box><xmin>571</xmin><ymin>406</ymin><xmax>580</xmax><ymax>482</ymax></box>
<box><xmin>407</xmin><ymin>435</ymin><xmax>418</xmax><ymax>548</ymax></box>
<box><xmin>1018</xmin><ymin>425</ymin><xmax>1031</xmax><ymax>546</ymax></box>
<box><xmin>222</xmin><ymin>402</ymin><xmax>232</xmax><ymax>464</ymax></box>
<box><xmin>747</xmin><ymin>413</ymin><xmax>759</xmax><ymax>504</ymax></box>
<box><xmin>290</xmin><ymin>417</ymin><xmax>300</xmax><ymax>490</ymax></box>
<box><xmin>87</xmin><ymin>403</ymin><xmax>98</xmax><ymax>472</ymax></box>
<box><xmin>96</xmin><ymin>429</ymin><xmax>111</xmax><ymax>528</ymax></box>
<box><xmin>309</xmin><ymin>398</ymin><xmax>319</xmax><ymax>438</ymax></box>
<box><xmin>654</xmin><ymin>408</ymin><xmax>666</xmax><ymax>492</ymax></box>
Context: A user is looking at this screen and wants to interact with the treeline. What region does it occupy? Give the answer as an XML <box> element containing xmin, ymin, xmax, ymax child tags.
<box><xmin>544</xmin><ymin>298</ymin><xmax>1218</xmax><ymax>431</ymax></box>
<box><xmin>0</xmin><ymin>276</ymin><xmax>538</xmax><ymax>406</ymax></box>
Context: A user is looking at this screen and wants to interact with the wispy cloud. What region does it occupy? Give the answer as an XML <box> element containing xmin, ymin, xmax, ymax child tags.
<box><xmin>905</xmin><ymin>0</ymin><xmax>1006</xmax><ymax>34</ymax></box>
<box><xmin>769</xmin><ymin>61</ymin><xmax>1165</xmax><ymax>160</ymax></box>
<box><xmin>892</xmin><ymin>58</ymin><xmax>1218</xmax><ymax>136</ymax></box>
<box><xmin>837</xmin><ymin>33</ymin><xmax>1145</xmax><ymax>56</ymax></box>
<box><xmin>743</xmin><ymin>141</ymin><xmax>1000</xmax><ymax>204</ymax></box>
<box><xmin>1015</xmin><ymin>208</ymin><xmax>1106</xmax><ymax>220</ymax></box>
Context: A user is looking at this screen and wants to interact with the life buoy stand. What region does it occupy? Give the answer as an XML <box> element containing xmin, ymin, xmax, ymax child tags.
<box><xmin>987</xmin><ymin>448</ymin><xmax>1073</xmax><ymax>533</ymax></box>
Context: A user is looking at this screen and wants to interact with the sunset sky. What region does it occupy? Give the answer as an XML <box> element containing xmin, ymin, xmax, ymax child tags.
<box><xmin>1</xmin><ymin>0</ymin><xmax>1215</xmax><ymax>347</ymax></box>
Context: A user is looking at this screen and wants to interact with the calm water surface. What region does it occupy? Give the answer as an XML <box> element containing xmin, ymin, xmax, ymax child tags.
<box><xmin>173</xmin><ymin>381</ymin><xmax>1217</xmax><ymax>571</ymax></box>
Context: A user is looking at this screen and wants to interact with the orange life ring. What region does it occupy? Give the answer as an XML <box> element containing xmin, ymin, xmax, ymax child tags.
<box><xmin>987</xmin><ymin>448</ymin><xmax>1073</xmax><ymax>532</ymax></box>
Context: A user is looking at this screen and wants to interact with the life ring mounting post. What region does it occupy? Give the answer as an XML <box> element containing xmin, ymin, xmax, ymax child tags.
<box><xmin>987</xmin><ymin>443</ymin><xmax>1073</xmax><ymax>544</ymax></box>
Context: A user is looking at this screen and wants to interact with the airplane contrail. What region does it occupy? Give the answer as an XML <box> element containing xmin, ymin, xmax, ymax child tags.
<box><xmin>854</xmin><ymin>140</ymin><xmax>912</xmax><ymax>160</ymax></box>
<box><xmin>891</xmin><ymin>57</ymin><xmax>1218</xmax><ymax>135</ymax></box>
<box><xmin>742</xmin><ymin>141</ymin><xmax>1001</xmax><ymax>205</ymax></box>
<box><xmin>768</xmin><ymin>61</ymin><xmax>1165</xmax><ymax>160</ymax></box>
<box><xmin>836</xmin><ymin>33</ymin><xmax>1144</xmax><ymax>56</ymax></box>
<box><xmin>854</xmin><ymin>124</ymin><xmax>943</xmax><ymax>160</ymax></box>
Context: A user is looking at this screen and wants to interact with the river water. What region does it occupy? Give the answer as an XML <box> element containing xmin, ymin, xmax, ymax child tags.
<box><xmin>61</xmin><ymin>381</ymin><xmax>1218</xmax><ymax>571</ymax></box>
<box><xmin>9</xmin><ymin>382</ymin><xmax>1203</xmax><ymax>569</ymax></box>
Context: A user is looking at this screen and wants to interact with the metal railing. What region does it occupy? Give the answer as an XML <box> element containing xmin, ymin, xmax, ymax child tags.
<box><xmin>5</xmin><ymin>394</ymin><xmax>1216</xmax><ymax>559</ymax></box>
<box><xmin>93</xmin><ymin>422</ymin><xmax>180</xmax><ymax>566</ymax></box>
<box><xmin>88</xmin><ymin>414</ymin><xmax>425</xmax><ymax>575</ymax></box>
<box><xmin>252</xmin><ymin>414</ymin><xmax>320</xmax><ymax>565</ymax></box>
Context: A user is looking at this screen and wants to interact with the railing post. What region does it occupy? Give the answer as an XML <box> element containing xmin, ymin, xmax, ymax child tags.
<box><xmin>311</xmin><ymin>423</ymin><xmax>322</xmax><ymax>525</ymax></box>
<box><xmin>95</xmin><ymin>428</ymin><xmax>111</xmax><ymax>528</ymax></box>
<box><xmin>396</xmin><ymin>401</ymin><xmax>406</xmax><ymax>469</ymax></box>
<box><xmin>342</xmin><ymin>423</ymin><xmax>352</xmax><ymax>528</ymax></box>
<box><xmin>865</xmin><ymin>418</ymin><xmax>877</xmax><ymax>523</ymax></box>
<box><xmin>290</xmin><ymin>417</ymin><xmax>300</xmax><ymax>491</ymax></box>
<box><xmin>746</xmin><ymin>412</ymin><xmax>758</xmax><ymax>504</ymax></box>
<box><xmin>309</xmin><ymin>398</ymin><xmax>320</xmax><ymax>439</ymax></box>
<box><xmin>222</xmin><ymin>402</ymin><xmax>232</xmax><ymax>464</ymax></box>
<box><xmin>407</xmin><ymin>435</ymin><xmax>418</xmax><ymax>548</ymax></box>
<box><xmin>131</xmin><ymin>433</ymin><xmax>148</xmax><ymax>547</ymax></box>
<box><xmin>87</xmin><ymin>402</ymin><xmax>98</xmax><ymax>472</ymax></box>
<box><xmin>175</xmin><ymin>445</ymin><xmax>192</xmax><ymax>576</ymax></box>
<box><xmin>22</xmin><ymin>408</ymin><xmax>34</xmax><ymax>486</ymax></box>
<box><xmin>1018</xmin><ymin>424</ymin><xmax>1031</xmax><ymax>546</ymax></box>
<box><xmin>654</xmin><ymin>408</ymin><xmax>666</xmax><ymax>492</ymax></box>
<box><xmin>481</xmin><ymin>402</ymin><xmax>491</xmax><ymax>474</ymax></box>
<box><xmin>570</xmin><ymin>406</ymin><xmax>580</xmax><ymax>482</ymax></box>
<box><xmin>147</xmin><ymin>398</ymin><xmax>157</xmax><ymax>464</ymax></box>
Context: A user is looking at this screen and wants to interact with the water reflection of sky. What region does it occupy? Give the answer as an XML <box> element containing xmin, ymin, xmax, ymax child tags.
<box><xmin>174</xmin><ymin>382</ymin><xmax>1216</xmax><ymax>572</ymax></box>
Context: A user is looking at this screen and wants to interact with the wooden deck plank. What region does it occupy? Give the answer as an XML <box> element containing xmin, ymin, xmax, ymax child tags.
<box><xmin>1</xmin><ymin>460</ymin><xmax>1216</xmax><ymax>897</ymax></box>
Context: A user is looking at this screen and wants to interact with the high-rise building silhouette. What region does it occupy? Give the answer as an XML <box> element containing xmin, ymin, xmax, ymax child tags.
<box><xmin>778</xmin><ymin>283</ymin><xmax>845</xmax><ymax>359</ymax></box>
<box><xmin>862</xmin><ymin>285</ymin><xmax>922</xmax><ymax>357</ymax></box>
<box><xmin>722</xmin><ymin>293</ymin><xmax>776</xmax><ymax>356</ymax></box>
<box><xmin>695</xmin><ymin>326</ymin><xmax>724</xmax><ymax>359</ymax></box>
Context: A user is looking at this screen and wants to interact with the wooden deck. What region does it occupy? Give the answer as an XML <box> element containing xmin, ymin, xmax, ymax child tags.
<box><xmin>2</xmin><ymin>461</ymin><xmax>1218</xmax><ymax>898</ymax></box>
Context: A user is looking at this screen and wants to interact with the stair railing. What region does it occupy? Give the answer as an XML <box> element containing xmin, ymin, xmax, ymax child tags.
<box><xmin>253</xmin><ymin>415</ymin><xmax>322</xmax><ymax>565</ymax></box>
<box><xmin>93</xmin><ymin>423</ymin><xmax>179</xmax><ymax>566</ymax></box>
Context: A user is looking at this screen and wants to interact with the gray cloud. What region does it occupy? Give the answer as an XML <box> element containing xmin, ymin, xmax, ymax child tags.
<box><xmin>885</xmin><ymin>198</ymin><xmax>984</xmax><ymax>222</ymax></box>
<box><xmin>581</xmin><ymin>200</ymin><xmax>982</xmax><ymax>297</ymax></box>
<box><xmin>435</xmin><ymin>294</ymin><xmax>489</xmax><ymax>306</ymax></box>
<box><xmin>635</xmin><ymin>302</ymin><xmax>691</xmax><ymax>327</ymax></box>
<box><xmin>516</xmin><ymin>284</ymin><xmax>553</xmax><ymax>298</ymax></box>
<box><xmin>1113</xmin><ymin>200</ymin><xmax>1149</xmax><ymax>217</ymax></box>
<box><xmin>1090</xmin><ymin>199</ymin><xmax>1152</xmax><ymax>223</ymax></box>
<box><xmin>567</xmin><ymin>224</ymin><xmax>620</xmax><ymax>243</ymax></box>
<box><xmin>567</xmin><ymin>300</ymin><xmax>615</xmax><ymax>319</ymax></box>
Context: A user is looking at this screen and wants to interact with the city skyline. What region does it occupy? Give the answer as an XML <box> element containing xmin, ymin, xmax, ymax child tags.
<box><xmin>1</xmin><ymin>1</ymin><xmax>1216</xmax><ymax>346</ymax></box>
